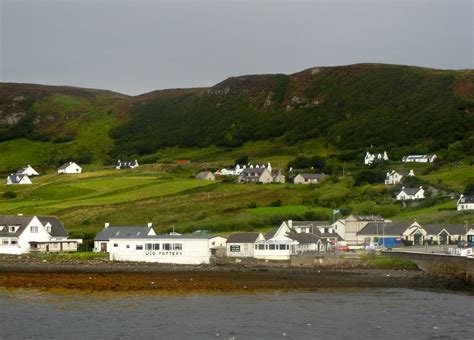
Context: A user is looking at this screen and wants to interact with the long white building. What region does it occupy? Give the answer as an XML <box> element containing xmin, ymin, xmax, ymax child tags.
<box><xmin>106</xmin><ymin>233</ymin><xmax>227</xmax><ymax>265</ymax></box>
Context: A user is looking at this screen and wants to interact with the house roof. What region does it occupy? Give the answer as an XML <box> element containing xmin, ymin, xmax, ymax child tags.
<box><xmin>264</xmin><ymin>227</ymin><xmax>278</xmax><ymax>239</ymax></box>
<box><xmin>288</xmin><ymin>232</ymin><xmax>321</xmax><ymax>244</ymax></box>
<box><xmin>7</xmin><ymin>174</ymin><xmax>29</xmax><ymax>183</ymax></box>
<box><xmin>38</xmin><ymin>216</ymin><xmax>69</xmax><ymax>237</ymax></box>
<box><xmin>242</xmin><ymin>167</ymin><xmax>267</xmax><ymax>175</ymax></box>
<box><xmin>227</xmin><ymin>232</ymin><xmax>261</xmax><ymax>243</ymax></box>
<box><xmin>292</xmin><ymin>220</ymin><xmax>329</xmax><ymax>227</ymax></box>
<box><xmin>111</xmin><ymin>234</ymin><xmax>224</xmax><ymax>240</ymax></box>
<box><xmin>94</xmin><ymin>226</ymin><xmax>153</xmax><ymax>241</ymax></box>
<box><xmin>58</xmin><ymin>162</ymin><xmax>79</xmax><ymax>170</ymax></box>
<box><xmin>397</xmin><ymin>187</ymin><xmax>423</xmax><ymax>196</ymax></box>
<box><xmin>458</xmin><ymin>196</ymin><xmax>474</xmax><ymax>204</ymax></box>
<box><xmin>0</xmin><ymin>215</ymin><xmax>35</xmax><ymax>237</ymax></box>
<box><xmin>352</xmin><ymin>215</ymin><xmax>384</xmax><ymax>221</ymax></box>
<box><xmin>422</xmin><ymin>224</ymin><xmax>468</xmax><ymax>235</ymax></box>
<box><xmin>357</xmin><ymin>221</ymin><xmax>414</xmax><ymax>236</ymax></box>
<box><xmin>297</xmin><ymin>173</ymin><xmax>325</xmax><ymax>180</ymax></box>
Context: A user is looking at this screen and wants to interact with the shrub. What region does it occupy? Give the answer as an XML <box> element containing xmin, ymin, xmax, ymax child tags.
<box><xmin>2</xmin><ymin>191</ymin><xmax>17</xmax><ymax>199</ymax></box>
<box><xmin>269</xmin><ymin>199</ymin><xmax>282</xmax><ymax>207</ymax></box>
<box><xmin>247</xmin><ymin>201</ymin><xmax>257</xmax><ymax>209</ymax></box>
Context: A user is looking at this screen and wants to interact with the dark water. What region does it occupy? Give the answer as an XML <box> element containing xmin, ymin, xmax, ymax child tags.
<box><xmin>0</xmin><ymin>289</ymin><xmax>473</xmax><ymax>339</ymax></box>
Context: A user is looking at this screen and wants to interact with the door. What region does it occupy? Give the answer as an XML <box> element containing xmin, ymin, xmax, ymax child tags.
<box><xmin>413</xmin><ymin>232</ymin><xmax>422</xmax><ymax>245</ymax></box>
<box><xmin>101</xmin><ymin>243</ymin><xmax>107</xmax><ymax>252</ymax></box>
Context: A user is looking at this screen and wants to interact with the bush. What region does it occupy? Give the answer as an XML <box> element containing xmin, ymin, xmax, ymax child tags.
<box><xmin>269</xmin><ymin>199</ymin><xmax>282</xmax><ymax>207</ymax></box>
<box><xmin>2</xmin><ymin>191</ymin><xmax>17</xmax><ymax>199</ymax></box>
<box><xmin>247</xmin><ymin>201</ymin><xmax>257</xmax><ymax>209</ymax></box>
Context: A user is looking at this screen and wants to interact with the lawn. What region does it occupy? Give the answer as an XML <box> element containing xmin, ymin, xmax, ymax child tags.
<box><xmin>422</xmin><ymin>164</ymin><xmax>474</xmax><ymax>192</ymax></box>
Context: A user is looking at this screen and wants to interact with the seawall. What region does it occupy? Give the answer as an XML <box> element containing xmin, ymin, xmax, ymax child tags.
<box><xmin>386</xmin><ymin>251</ymin><xmax>474</xmax><ymax>284</ymax></box>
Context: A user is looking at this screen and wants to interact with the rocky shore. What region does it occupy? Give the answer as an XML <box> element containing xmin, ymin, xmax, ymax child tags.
<box><xmin>0</xmin><ymin>255</ymin><xmax>472</xmax><ymax>294</ymax></box>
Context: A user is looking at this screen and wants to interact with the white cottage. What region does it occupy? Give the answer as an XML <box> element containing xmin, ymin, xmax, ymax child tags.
<box><xmin>226</xmin><ymin>232</ymin><xmax>264</xmax><ymax>257</ymax></box>
<box><xmin>107</xmin><ymin>234</ymin><xmax>227</xmax><ymax>265</ymax></box>
<box><xmin>93</xmin><ymin>223</ymin><xmax>156</xmax><ymax>252</ymax></box>
<box><xmin>293</xmin><ymin>173</ymin><xmax>325</xmax><ymax>184</ymax></box>
<box><xmin>15</xmin><ymin>165</ymin><xmax>39</xmax><ymax>177</ymax></box>
<box><xmin>402</xmin><ymin>155</ymin><xmax>437</xmax><ymax>163</ymax></box>
<box><xmin>457</xmin><ymin>195</ymin><xmax>474</xmax><ymax>211</ymax></box>
<box><xmin>0</xmin><ymin>215</ymin><xmax>78</xmax><ymax>254</ymax></box>
<box><xmin>395</xmin><ymin>186</ymin><xmax>425</xmax><ymax>201</ymax></box>
<box><xmin>385</xmin><ymin>170</ymin><xmax>415</xmax><ymax>185</ymax></box>
<box><xmin>58</xmin><ymin>162</ymin><xmax>82</xmax><ymax>174</ymax></box>
<box><xmin>6</xmin><ymin>174</ymin><xmax>32</xmax><ymax>185</ymax></box>
<box><xmin>116</xmin><ymin>160</ymin><xmax>139</xmax><ymax>170</ymax></box>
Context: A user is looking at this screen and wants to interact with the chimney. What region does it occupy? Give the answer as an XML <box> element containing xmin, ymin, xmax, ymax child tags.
<box><xmin>147</xmin><ymin>222</ymin><xmax>153</xmax><ymax>227</ymax></box>
<box><xmin>288</xmin><ymin>220</ymin><xmax>293</xmax><ymax>229</ymax></box>
<box><xmin>104</xmin><ymin>222</ymin><xmax>110</xmax><ymax>228</ymax></box>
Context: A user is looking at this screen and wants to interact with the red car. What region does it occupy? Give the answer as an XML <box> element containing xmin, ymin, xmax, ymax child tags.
<box><xmin>336</xmin><ymin>245</ymin><xmax>350</xmax><ymax>252</ymax></box>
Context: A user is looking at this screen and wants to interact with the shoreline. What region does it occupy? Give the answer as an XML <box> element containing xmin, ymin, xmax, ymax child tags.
<box><xmin>0</xmin><ymin>256</ymin><xmax>472</xmax><ymax>295</ymax></box>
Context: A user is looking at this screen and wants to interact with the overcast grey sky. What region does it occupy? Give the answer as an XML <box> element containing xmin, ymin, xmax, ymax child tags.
<box><xmin>1</xmin><ymin>0</ymin><xmax>473</xmax><ymax>95</ymax></box>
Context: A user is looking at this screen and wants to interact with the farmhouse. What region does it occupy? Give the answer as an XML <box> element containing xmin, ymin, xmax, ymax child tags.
<box><xmin>457</xmin><ymin>195</ymin><xmax>474</xmax><ymax>211</ymax></box>
<box><xmin>195</xmin><ymin>171</ymin><xmax>215</xmax><ymax>181</ymax></box>
<box><xmin>385</xmin><ymin>170</ymin><xmax>415</xmax><ymax>185</ymax></box>
<box><xmin>226</xmin><ymin>232</ymin><xmax>264</xmax><ymax>257</ymax></box>
<box><xmin>395</xmin><ymin>186</ymin><xmax>425</xmax><ymax>201</ymax></box>
<box><xmin>238</xmin><ymin>167</ymin><xmax>273</xmax><ymax>184</ymax></box>
<box><xmin>93</xmin><ymin>223</ymin><xmax>156</xmax><ymax>252</ymax></box>
<box><xmin>293</xmin><ymin>173</ymin><xmax>325</xmax><ymax>184</ymax></box>
<box><xmin>58</xmin><ymin>162</ymin><xmax>82</xmax><ymax>174</ymax></box>
<box><xmin>0</xmin><ymin>215</ymin><xmax>78</xmax><ymax>254</ymax></box>
<box><xmin>107</xmin><ymin>234</ymin><xmax>227</xmax><ymax>265</ymax></box>
<box><xmin>6</xmin><ymin>174</ymin><xmax>32</xmax><ymax>185</ymax></box>
<box><xmin>402</xmin><ymin>154</ymin><xmax>437</xmax><ymax>163</ymax></box>
<box><xmin>364</xmin><ymin>151</ymin><xmax>388</xmax><ymax>165</ymax></box>
<box><xmin>15</xmin><ymin>165</ymin><xmax>39</xmax><ymax>177</ymax></box>
<box><xmin>116</xmin><ymin>159</ymin><xmax>139</xmax><ymax>169</ymax></box>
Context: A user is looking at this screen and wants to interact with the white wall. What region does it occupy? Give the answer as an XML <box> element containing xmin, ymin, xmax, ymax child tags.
<box><xmin>227</xmin><ymin>242</ymin><xmax>255</xmax><ymax>257</ymax></box>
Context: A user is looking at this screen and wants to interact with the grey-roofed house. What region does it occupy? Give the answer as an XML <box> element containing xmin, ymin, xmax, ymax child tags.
<box><xmin>195</xmin><ymin>171</ymin><xmax>215</xmax><ymax>181</ymax></box>
<box><xmin>457</xmin><ymin>195</ymin><xmax>474</xmax><ymax>211</ymax></box>
<box><xmin>342</xmin><ymin>214</ymin><xmax>388</xmax><ymax>245</ymax></box>
<box><xmin>93</xmin><ymin>223</ymin><xmax>156</xmax><ymax>252</ymax></box>
<box><xmin>238</xmin><ymin>167</ymin><xmax>273</xmax><ymax>184</ymax></box>
<box><xmin>116</xmin><ymin>159</ymin><xmax>139</xmax><ymax>170</ymax></box>
<box><xmin>58</xmin><ymin>162</ymin><xmax>82</xmax><ymax>174</ymax></box>
<box><xmin>226</xmin><ymin>232</ymin><xmax>264</xmax><ymax>257</ymax></box>
<box><xmin>293</xmin><ymin>173</ymin><xmax>325</xmax><ymax>184</ymax></box>
<box><xmin>15</xmin><ymin>165</ymin><xmax>39</xmax><ymax>177</ymax></box>
<box><xmin>357</xmin><ymin>221</ymin><xmax>418</xmax><ymax>245</ymax></box>
<box><xmin>0</xmin><ymin>215</ymin><xmax>78</xmax><ymax>254</ymax></box>
<box><xmin>395</xmin><ymin>186</ymin><xmax>425</xmax><ymax>201</ymax></box>
<box><xmin>6</xmin><ymin>174</ymin><xmax>32</xmax><ymax>185</ymax></box>
<box><xmin>288</xmin><ymin>232</ymin><xmax>326</xmax><ymax>253</ymax></box>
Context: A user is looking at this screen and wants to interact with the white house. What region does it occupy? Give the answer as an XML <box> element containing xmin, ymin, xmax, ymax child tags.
<box><xmin>293</xmin><ymin>173</ymin><xmax>325</xmax><ymax>184</ymax></box>
<box><xmin>238</xmin><ymin>167</ymin><xmax>273</xmax><ymax>184</ymax></box>
<box><xmin>93</xmin><ymin>223</ymin><xmax>156</xmax><ymax>252</ymax></box>
<box><xmin>15</xmin><ymin>165</ymin><xmax>39</xmax><ymax>177</ymax></box>
<box><xmin>58</xmin><ymin>162</ymin><xmax>82</xmax><ymax>174</ymax></box>
<box><xmin>107</xmin><ymin>234</ymin><xmax>227</xmax><ymax>265</ymax></box>
<box><xmin>364</xmin><ymin>151</ymin><xmax>388</xmax><ymax>165</ymax></box>
<box><xmin>402</xmin><ymin>155</ymin><xmax>437</xmax><ymax>163</ymax></box>
<box><xmin>0</xmin><ymin>215</ymin><xmax>78</xmax><ymax>254</ymax></box>
<box><xmin>6</xmin><ymin>174</ymin><xmax>32</xmax><ymax>185</ymax></box>
<box><xmin>385</xmin><ymin>170</ymin><xmax>415</xmax><ymax>185</ymax></box>
<box><xmin>457</xmin><ymin>195</ymin><xmax>474</xmax><ymax>211</ymax></box>
<box><xmin>395</xmin><ymin>186</ymin><xmax>425</xmax><ymax>201</ymax></box>
<box><xmin>116</xmin><ymin>160</ymin><xmax>139</xmax><ymax>170</ymax></box>
<box><xmin>226</xmin><ymin>232</ymin><xmax>264</xmax><ymax>257</ymax></box>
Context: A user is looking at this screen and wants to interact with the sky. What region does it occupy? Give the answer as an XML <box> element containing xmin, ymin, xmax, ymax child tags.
<box><xmin>1</xmin><ymin>0</ymin><xmax>473</xmax><ymax>95</ymax></box>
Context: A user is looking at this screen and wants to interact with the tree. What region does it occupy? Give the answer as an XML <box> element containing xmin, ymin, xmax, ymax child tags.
<box><xmin>464</xmin><ymin>183</ymin><xmax>474</xmax><ymax>196</ymax></box>
<box><xmin>234</xmin><ymin>154</ymin><xmax>249</xmax><ymax>166</ymax></box>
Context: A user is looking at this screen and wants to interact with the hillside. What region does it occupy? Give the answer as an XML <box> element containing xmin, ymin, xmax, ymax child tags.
<box><xmin>109</xmin><ymin>64</ymin><xmax>474</xmax><ymax>160</ymax></box>
<box><xmin>1</xmin><ymin>64</ymin><xmax>473</xmax><ymax>174</ymax></box>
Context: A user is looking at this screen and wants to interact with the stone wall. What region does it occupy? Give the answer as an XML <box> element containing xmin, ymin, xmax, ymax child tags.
<box><xmin>386</xmin><ymin>251</ymin><xmax>474</xmax><ymax>284</ymax></box>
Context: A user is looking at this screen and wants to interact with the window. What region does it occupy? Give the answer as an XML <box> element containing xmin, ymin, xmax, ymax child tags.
<box><xmin>255</xmin><ymin>244</ymin><xmax>257</xmax><ymax>249</ymax></box>
<box><xmin>30</xmin><ymin>226</ymin><xmax>38</xmax><ymax>233</ymax></box>
<box><xmin>258</xmin><ymin>244</ymin><xmax>265</xmax><ymax>250</ymax></box>
<box><xmin>163</xmin><ymin>243</ymin><xmax>171</xmax><ymax>250</ymax></box>
<box><xmin>126</xmin><ymin>245</ymin><xmax>130</xmax><ymax>249</ymax></box>
<box><xmin>9</xmin><ymin>226</ymin><xmax>16</xmax><ymax>233</ymax></box>
<box><xmin>230</xmin><ymin>245</ymin><xmax>241</xmax><ymax>252</ymax></box>
<box><xmin>145</xmin><ymin>244</ymin><xmax>153</xmax><ymax>250</ymax></box>
<box><xmin>279</xmin><ymin>244</ymin><xmax>286</xmax><ymax>250</ymax></box>
<box><xmin>113</xmin><ymin>243</ymin><xmax>118</xmax><ymax>247</ymax></box>
<box><xmin>269</xmin><ymin>244</ymin><xmax>276</xmax><ymax>250</ymax></box>
<box><xmin>173</xmin><ymin>244</ymin><xmax>182</xmax><ymax>251</ymax></box>
<box><xmin>2</xmin><ymin>239</ymin><xmax>8</xmax><ymax>245</ymax></box>
<box><xmin>11</xmin><ymin>240</ymin><xmax>17</xmax><ymax>245</ymax></box>
<box><xmin>153</xmin><ymin>244</ymin><xmax>160</xmax><ymax>250</ymax></box>
<box><xmin>136</xmin><ymin>245</ymin><xmax>143</xmax><ymax>250</ymax></box>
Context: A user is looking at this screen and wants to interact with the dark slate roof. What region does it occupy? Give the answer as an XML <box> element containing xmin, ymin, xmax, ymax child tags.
<box><xmin>38</xmin><ymin>217</ymin><xmax>69</xmax><ymax>237</ymax></box>
<box><xmin>227</xmin><ymin>232</ymin><xmax>260</xmax><ymax>243</ymax></box>
<box><xmin>7</xmin><ymin>174</ymin><xmax>29</xmax><ymax>184</ymax></box>
<box><xmin>241</xmin><ymin>167</ymin><xmax>266</xmax><ymax>175</ymax></box>
<box><xmin>94</xmin><ymin>226</ymin><xmax>153</xmax><ymax>241</ymax></box>
<box><xmin>397</xmin><ymin>187</ymin><xmax>423</xmax><ymax>195</ymax></box>
<box><xmin>0</xmin><ymin>215</ymin><xmax>34</xmax><ymax>237</ymax></box>
<box><xmin>298</xmin><ymin>173</ymin><xmax>325</xmax><ymax>180</ymax></box>
<box><xmin>288</xmin><ymin>232</ymin><xmax>321</xmax><ymax>244</ymax></box>
<box><xmin>58</xmin><ymin>162</ymin><xmax>76</xmax><ymax>170</ymax></box>
<box><xmin>422</xmin><ymin>224</ymin><xmax>468</xmax><ymax>235</ymax></box>
<box><xmin>264</xmin><ymin>227</ymin><xmax>278</xmax><ymax>239</ymax></box>
<box><xmin>357</xmin><ymin>221</ymin><xmax>414</xmax><ymax>236</ymax></box>
<box><xmin>292</xmin><ymin>221</ymin><xmax>329</xmax><ymax>227</ymax></box>
<box><xmin>458</xmin><ymin>196</ymin><xmax>474</xmax><ymax>204</ymax></box>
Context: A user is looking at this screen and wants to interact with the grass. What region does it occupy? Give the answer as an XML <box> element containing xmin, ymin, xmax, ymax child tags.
<box><xmin>367</xmin><ymin>257</ymin><xmax>418</xmax><ymax>270</ymax></box>
<box><xmin>37</xmin><ymin>251</ymin><xmax>109</xmax><ymax>261</ymax></box>
<box><xmin>422</xmin><ymin>164</ymin><xmax>474</xmax><ymax>192</ymax></box>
